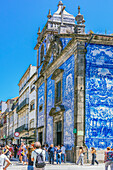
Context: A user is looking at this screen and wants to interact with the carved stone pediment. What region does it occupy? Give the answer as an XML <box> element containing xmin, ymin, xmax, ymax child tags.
<box><xmin>51</xmin><ymin>69</ymin><xmax>64</xmax><ymax>80</ymax></box>
<box><xmin>40</xmin><ymin>36</ymin><xmax>63</xmax><ymax>74</ymax></box>
<box><xmin>49</xmin><ymin>105</ymin><xmax>65</xmax><ymax>116</ymax></box>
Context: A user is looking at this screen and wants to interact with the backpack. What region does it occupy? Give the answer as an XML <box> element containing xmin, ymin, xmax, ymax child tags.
<box><xmin>105</xmin><ymin>151</ymin><xmax>113</xmax><ymax>162</ymax></box>
<box><xmin>34</xmin><ymin>150</ymin><xmax>46</xmax><ymax>168</ymax></box>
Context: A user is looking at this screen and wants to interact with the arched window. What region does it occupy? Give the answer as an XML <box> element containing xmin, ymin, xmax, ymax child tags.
<box><xmin>40</xmin><ymin>44</ymin><xmax>44</xmax><ymax>63</ymax></box>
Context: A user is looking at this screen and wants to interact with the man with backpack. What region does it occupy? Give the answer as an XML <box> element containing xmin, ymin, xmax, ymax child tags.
<box><xmin>0</xmin><ymin>147</ymin><xmax>11</xmax><ymax>170</ymax></box>
<box><xmin>31</xmin><ymin>142</ymin><xmax>46</xmax><ymax>170</ymax></box>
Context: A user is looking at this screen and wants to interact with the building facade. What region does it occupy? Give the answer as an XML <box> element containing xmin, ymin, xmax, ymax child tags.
<box><xmin>16</xmin><ymin>64</ymin><xmax>37</xmax><ymax>144</ymax></box>
<box><xmin>34</xmin><ymin>1</ymin><xmax>113</xmax><ymax>162</ymax></box>
<box><xmin>6</xmin><ymin>97</ymin><xmax>18</xmax><ymax>145</ymax></box>
<box><xmin>0</xmin><ymin>101</ymin><xmax>7</xmax><ymax>145</ymax></box>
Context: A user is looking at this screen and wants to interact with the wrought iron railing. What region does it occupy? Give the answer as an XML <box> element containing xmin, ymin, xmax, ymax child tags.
<box><xmin>16</xmin><ymin>98</ymin><xmax>29</xmax><ymax>112</ymax></box>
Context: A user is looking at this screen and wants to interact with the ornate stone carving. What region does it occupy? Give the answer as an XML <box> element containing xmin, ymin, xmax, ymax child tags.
<box><xmin>51</xmin><ymin>36</ymin><xmax>63</xmax><ymax>59</ymax></box>
<box><xmin>40</xmin><ymin>36</ymin><xmax>63</xmax><ymax>74</ymax></box>
<box><xmin>51</xmin><ymin>68</ymin><xmax>64</xmax><ymax>80</ymax></box>
<box><xmin>49</xmin><ymin>105</ymin><xmax>65</xmax><ymax>116</ymax></box>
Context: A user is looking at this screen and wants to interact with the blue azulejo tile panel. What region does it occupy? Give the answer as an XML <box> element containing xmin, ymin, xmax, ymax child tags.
<box><xmin>38</xmin><ymin>83</ymin><xmax>45</xmax><ymax>127</ymax></box>
<box><xmin>59</xmin><ymin>54</ymin><xmax>75</xmax><ymax>150</ymax></box>
<box><xmin>46</xmin><ymin>55</ymin><xmax>75</xmax><ymax>149</ymax></box>
<box><xmin>85</xmin><ymin>43</ymin><xmax>113</xmax><ymax>149</ymax></box>
<box><xmin>46</xmin><ymin>76</ymin><xmax>55</xmax><ymax>146</ymax></box>
<box><xmin>60</xmin><ymin>38</ymin><xmax>72</xmax><ymax>50</ymax></box>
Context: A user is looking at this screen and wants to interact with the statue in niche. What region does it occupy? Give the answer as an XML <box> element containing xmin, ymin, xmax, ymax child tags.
<box><xmin>51</xmin><ymin>36</ymin><xmax>63</xmax><ymax>60</ymax></box>
<box><xmin>40</xmin><ymin>36</ymin><xmax>63</xmax><ymax>73</ymax></box>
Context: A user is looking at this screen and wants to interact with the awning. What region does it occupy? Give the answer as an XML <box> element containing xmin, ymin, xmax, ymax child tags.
<box><xmin>20</xmin><ymin>137</ymin><xmax>35</xmax><ymax>140</ymax></box>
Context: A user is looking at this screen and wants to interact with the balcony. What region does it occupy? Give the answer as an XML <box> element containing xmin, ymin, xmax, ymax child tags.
<box><xmin>16</xmin><ymin>98</ymin><xmax>29</xmax><ymax>112</ymax></box>
<box><xmin>19</xmin><ymin>81</ymin><xmax>29</xmax><ymax>93</ymax></box>
<box><xmin>15</xmin><ymin>124</ymin><xmax>28</xmax><ymax>133</ymax></box>
<box><xmin>30</xmin><ymin>86</ymin><xmax>35</xmax><ymax>93</ymax></box>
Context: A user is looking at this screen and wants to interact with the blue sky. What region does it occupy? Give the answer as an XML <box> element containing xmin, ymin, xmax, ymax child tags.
<box><xmin>0</xmin><ymin>0</ymin><xmax>113</xmax><ymax>101</ymax></box>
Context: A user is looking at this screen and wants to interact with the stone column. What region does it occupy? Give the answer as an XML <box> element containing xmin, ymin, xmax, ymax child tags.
<box><xmin>44</xmin><ymin>74</ymin><xmax>47</xmax><ymax>143</ymax></box>
<box><xmin>74</xmin><ymin>41</ymin><xmax>86</xmax><ymax>162</ymax></box>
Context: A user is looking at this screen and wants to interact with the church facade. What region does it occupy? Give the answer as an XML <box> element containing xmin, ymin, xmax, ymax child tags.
<box><xmin>35</xmin><ymin>1</ymin><xmax>113</xmax><ymax>162</ymax></box>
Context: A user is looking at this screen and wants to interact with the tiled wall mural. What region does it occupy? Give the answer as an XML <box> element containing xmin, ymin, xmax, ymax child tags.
<box><xmin>46</xmin><ymin>55</ymin><xmax>75</xmax><ymax>150</ymax></box>
<box><xmin>85</xmin><ymin>44</ymin><xmax>113</xmax><ymax>149</ymax></box>
<box><xmin>46</xmin><ymin>76</ymin><xmax>55</xmax><ymax>146</ymax></box>
<box><xmin>38</xmin><ymin>83</ymin><xmax>45</xmax><ymax>127</ymax></box>
<box><xmin>60</xmin><ymin>54</ymin><xmax>75</xmax><ymax>150</ymax></box>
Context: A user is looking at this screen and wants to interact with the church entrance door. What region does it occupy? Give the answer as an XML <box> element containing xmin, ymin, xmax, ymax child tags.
<box><xmin>56</xmin><ymin>121</ymin><xmax>62</xmax><ymax>146</ymax></box>
<box><xmin>38</xmin><ymin>132</ymin><xmax>43</xmax><ymax>145</ymax></box>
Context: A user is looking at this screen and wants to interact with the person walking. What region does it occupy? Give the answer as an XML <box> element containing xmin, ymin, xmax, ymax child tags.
<box><xmin>104</xmin><ymin>147</ymin><xmax>112</xmax><ymax>170</ymax></box>
<box><xmin>0</xmin><ymin>147</ymin><xmax>11</xmax><ymax>170</ymax></box>
<box><xmin>14</xmin><ymin>144</ymin><xmax>18</xmax><ymax>158</ymax></box>
<box><xmin>91</xmin><ymin>147</ymin><xmax>99</xmax><ymax>165</ymax></box>
<box><xmin>76</xmin><ymin>147</ymin><xmax>84</xmax><ymax>165</ymax></box>
<box><xmin>48</xmin><ymin>144</ymin><xmax>56</xmax><ymax>164</ymax></box>
<box><xmin>27</xmin><ymin>146</ymin><xmax>34</xmax><ymax>170</ymax></box>
<box><xmin>110</xmin><ymin>148</ymin><xmax>113</xmax><ymax>170</ymax></box>
<box><xmin>41</xmin><ymin>145</ymin><xmax>45</xmax><ymax>162</ymax></box>
<box><xmin>17</xmin><ymin>146</ymin><xmax>23</xmax><ymax>163</ymax></box>
<box><xmin>3</xmin><ymin>145</ymin><xmax>11</xmax><ymax>159</ymax></box>
<box><xmin>44</xmin><ymin>144</ymin><xmax>49</xmax><ymax>162</ymax></box>
<box><xmin>61</xmin><ymin>144</ymin><xmax>66</xmax><ymax>163</ymax></box>
<box><xmin>56</xmin><ymin>146</ymin><xmax>62</xmax><ymax>164</ymax></box>
<box><xmin>31</xmin><ymin>142</ymin><xmax>46</xmax><ymax>170</ymax></box>
<box><xmin>21</xmin><ymin>144</ymin><xmax>28</xmax><ymax>165</ymax></box>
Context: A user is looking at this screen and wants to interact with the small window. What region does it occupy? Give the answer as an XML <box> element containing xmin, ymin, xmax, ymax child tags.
<box><xmin>30</xmin><ymin>103</ymin><xmax>35</xmax><ymax>111</ymax></box>
<box><xmin>56</xmin><ymin>81</ymin><xmax>61</xmax><ymax>104</ymax></box>
<box><xmin>30</xmin><ymin>119</ymin><xmax>34</xmax><ymax>129</ymax></box>
<box><xmin>31</xmin><ymin>83</ymin><xmax>35</xmax><ymax>92</ymax></box>
<box><xmin>39</xmin><ymin>104</ymin><xmax>43</xmax><ymax>112</ymax></box>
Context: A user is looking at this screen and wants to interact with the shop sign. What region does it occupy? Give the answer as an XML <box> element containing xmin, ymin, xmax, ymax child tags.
<box><xmin>14</xmin><ymin>137</ymin><xmax>19</xmax><ymax>140</ymax></box>
<box><xmin>14</xmin><ymin>132</ymin><xmax>20</xmax><ymax>137</ymax></box>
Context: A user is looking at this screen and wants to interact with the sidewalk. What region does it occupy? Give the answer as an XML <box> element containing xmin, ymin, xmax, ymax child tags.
<box><xmin>9</xmin><ymin>159</ymin><xmax>105</xmax><ymax>170</ymax></box>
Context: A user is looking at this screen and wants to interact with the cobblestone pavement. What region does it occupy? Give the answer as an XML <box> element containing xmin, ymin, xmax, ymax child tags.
<box><xmin>6</xmin><ymin>160</ymin><xmax>107</xmax><ymax>170</ymax></box>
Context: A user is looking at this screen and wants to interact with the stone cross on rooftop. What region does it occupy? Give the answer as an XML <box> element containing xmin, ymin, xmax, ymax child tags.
<box><xmin>59</xmin><ymin>2</ymin><xmax>66</xmax><ymax>25</ymax></box>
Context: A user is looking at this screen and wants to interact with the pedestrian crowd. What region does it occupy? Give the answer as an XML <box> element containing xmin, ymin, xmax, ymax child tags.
<box><xmin>76</xmin><ymin>146</ymin><xmax>113</xmax><ymax>170</ymax></box>
<box><xmin>0</xmin><ymin>143</ymin><xmax>113</xmax><ymax>170</ymax></box>
<box><xmin>0</xmin><ymin>142</ymin><xmax>66</xmax><ymax>170</ymax></box>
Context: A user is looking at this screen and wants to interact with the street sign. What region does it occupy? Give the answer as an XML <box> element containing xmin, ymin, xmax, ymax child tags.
<box><xmin>14</xmin><ymin>137</ymin><xmax>19</xmax><ymax>140</ymax></box>
<box><xmin>14</xmin><ymin>132</ymin><xmax>20</xmax><ymax>137</ymax></box>
<box><xmin>73</xmin><ymin>128</ymin><xmax>77</xmax><ymax>134</ymax></box>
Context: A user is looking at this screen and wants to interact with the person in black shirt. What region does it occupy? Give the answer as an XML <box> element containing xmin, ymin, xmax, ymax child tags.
<box><xmin>48</xmin><ymin>144</ymin><xmax>56</xmax><ymax>164</ymax></box>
